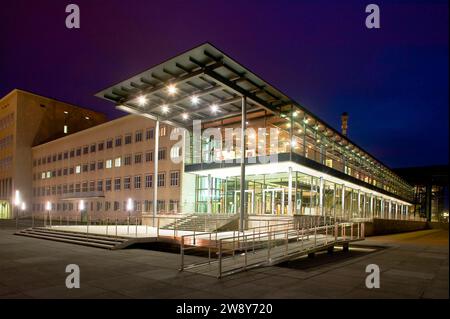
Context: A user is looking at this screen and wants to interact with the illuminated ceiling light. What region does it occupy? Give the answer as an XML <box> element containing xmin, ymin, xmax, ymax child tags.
<box><xmin>210</xmin><ymin>103</ymin><xmax>219</xmax><ymax>113</ymax></box>
<box><xmin>191</xmin><ymin>95</ymin><xmax>199</xmax><ymax>105</ymax></box>
<box><xmin>64</xmin><ymin>111</ymin><xmax>69</xmax><ymax>115</ymax></box>
<box><xmin>137</xmin><ymin>95</ymin><xmax>148</xmax><ymax>106</ymax></box>
<box><xmin>85</xmin><ymin>116</ymin><xmax>90</xmax><ymax>120</ymax></box>
<box><xmin>293</xmin><ymin>111</ymin><xmax>298</xmax><ymax>117</ymax></box>
<box><xmin>245</xmin><ymin>121</ymin><xmax>249</xmax><ymax>125</ymax></box>
<box><xmin>182</xmin><ymin>113</ymin><xmax>189</xmax><ymax>120</ymax></box>
<box><xmin>167</xmin><ymin>84</ymin><xmax>177</xmax><ymax>95</ymax></box>
<box><xmin>161</xmin><ymin>105</ymin><xmax>169</xmax><ymax>114</ymax></box>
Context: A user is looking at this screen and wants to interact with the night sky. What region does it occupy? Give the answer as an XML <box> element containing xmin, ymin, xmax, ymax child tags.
<box><xmin>0</xmin><ymin>0</ymin><xmax>448</xmax><ymax>168</ymax></box>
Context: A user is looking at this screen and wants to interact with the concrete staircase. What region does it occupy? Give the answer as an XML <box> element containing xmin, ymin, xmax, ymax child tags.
<box><xmin>161</xmin><ymin>214</ymin><xmax>238</xmax><ymax>232</ymax></box>
<box><xmin>15</xmin><ymin>227</ymin><xmax>131</xmax><ymax>250</ymax></box>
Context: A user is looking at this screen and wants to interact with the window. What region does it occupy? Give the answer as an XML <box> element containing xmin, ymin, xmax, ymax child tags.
<box><xmin>157</xmin><ymin>200</ymin><xmax>165</xmax><ymax>212</ymax></box>
<box><xmin>145</xmin><ymin>174</ymin><xmax>153</xmax><ymax>188</ymax></box>
<box><xmin>134</xmin><ymin>175</ymin><xmax>141</xmax><ymax>189</ymax></box>
<box><xmin>70</xmin><ymin>149</ymin><xmax>75</xmax><ymax>158</ymax></box>
<box><xmin>114</xmin><ymin>157</ymin><xmax>121</xmax><ymax>167</ymax></box>
<box><xmin>64</xmin><ymin>151</ymin><xmax>68</xmax><ymax>159</ymax></box>
<box><xmin>124</xmin><ymin>177</ymin><xmax>131</xmax><ymax>190</ymax></box>
<box><xmin>160</xmin><ymin>126</ymin><xmax>166</xmax><ymax>137</ymax></box>
<box><xmin>75</xmin><ymin>183</ymin><xmax>81</xmax><ymax>193</ymax></box>
<box><xmin>125</xmin><ymin>134</ymin><xmax>132</xmax><ymax>145</ymax></box>
<box><xmin>114</xmin><ymin>178</ymin><xmax>121</xmax><ymax>191</ymax></box>
<box><xmin>145</xmin><ymin>151</ymin><xmax>153</xmax><ymax>162</ymax></box>
<box><xmin>82</xmin><ymin>182</ymin><xmax>88</xmax><ymax>192</ymax></box>
<box><xmin>98</xmin><ymin>141</ymin><xmax>104</xmax><ymax>151</ymax></box>
<box><xmin>146</xmin><ymin>128</ymin><xmax>154</xmax><ymax>140</ymax></box>
<box><xmin>82</xmin><ymin>163</ymin><xmax>89</xmax><ymax>172</ymax></box>
<box><xmin>52</xmin><ymin>154</ymin><xmax>57</xmax><ymax>162</ymax></box>
<box><xmin>63</xmin><ymin>168</ymin><xmax>68</xmax><ymax>176</ymax></box>
<box><xmin>115</xmin><ymin>136</ymin><xmax>122</xmax><ymax>147</ymax></box>
<box><xmin>105</xmin><ymin>179</ymin><xmax>112</xmax><ymax>191</ymax></box>
<box><xmin>89</xmin><ymin>181</ymin><xmax>95</xmax><ymax>192</ymax></box>
<box><xmin>83</xmin><ymin>146</ymin><xmax>89</xmax><ymax>154</ymax></box>
<box><xmin>135</xmin><ymin>130</ymin><xmax>143</xmax><ymax>142</ymax></box>
<box><xmin>75</xmin><ymin>165</ymin><xmax>81</xmax><ymax>174</ymax></box>
<box><xmin>114</xmin><ymin>201</ymin><xmax>120</xmax><ymax>211</ymax></box>
<box><xmin>106</xmin><ymin>139</ymin><xmax>113</xmax><ymax>149</ymax></box>
<box><xmin>90</xmin><ymin>162</ymin><xmax>96</xmax><ymax>171</ymax></box>
<box><xmin>124</xmin><ymin>154</ymin><xmax>131</xmax><ymax>166</ymax></box>
<box><xmin>90</xmin><ymin>144</ymin><xmax>96</xmax><ymax>153</ymax></box>
<box><xmin>170</xmin><ymin>171</ymin><xmax>179</xmax><ymax>187</ymax></box>
<box><xmin>97</xmin><ymin>180</ymin><xmax>103</xmax><ymax>191</ymax></box>
<box><xmin>170</xmin><ymin>146</ymin><xmax>181</xmax><ymax>160</ymax></box>
<box><xmin>169</xmin><ymin>200</ymin><xmax>179</xmax><ymax>212</ymax></box>
<box><xmin>76</xmin><ymin>148</ymin><xmax>81</xmax><ymax>156</ymax></box>
<box><xmin>69</xmin><ymin>167</ymin><xmax>74</xmax><ymax>175</ymax></box>
<box><xmin>158</xmin><ymin>148</ymin><xmax>166</xmax><ymax>160</ymax></box>
<box><xmin>57</xmin><ymin>169</ymin><xmax>62</xmax><ymax>176</ymax></box>
<box><xmin>97</xmin><ymin>161</ymin><xmax>104</xmax><ymax>170</ymax></box>
<box><xmin>157</xmin><ymin>173</ymin><xmax>165</xmax><ymax>187</ymax></box>
<box><xmin>106</xmin><ymin>159</ymin><xmax>112</xmax><ymax>169</ymax></box>
<box><xmin>134</xmin><ymin>153</ymin><xmax>142</xmax><ymax>164</ymax></box>
<box><xmin>58</xmin><ymin>153</ymin><xmax>62</xmax><ymax>161</ymax></box>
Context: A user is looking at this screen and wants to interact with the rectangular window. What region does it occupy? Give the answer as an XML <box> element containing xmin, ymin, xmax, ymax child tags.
<box><xmin>134</xmin><ymin>153</ymin><xmax>142</xmax><ymax>164</ymax></box>
<box><xmin>70</xmin><ymin>149</ymin><xmax>75</xmax><ymax>158</ymax></box>
<box><xmin>157</xmin><ymin>173</ymin><xmax>165</xmax><ymax>187</ymax></box>
<box><xmin>170</xmin><ymin>146</ymin><xmax>181</xmax><ymax>160</ymax></box>
<box><xmin>115</xmin><ymin>136</ymin><xmax>122</xmax><ymax>147</ymax></box>
<box><xmin>98</xmin><ymin>141</ymin><xmax>104</xmax><ymax>151</ymax></box>
<box><xmin>90</xmin><ymin>162</ymin><xmax>96</xmax><ymax>171</ymax></box>
<box><xmin>114</xmin><ymin>157</ymin><xmax>121</xmax><ymax>167</ymax></box>
<box><xmin>135</xmin><ymin>130</ymin><xmax>143</xmax><ymax>142</ymax></box>
<box><xmin>82</xmin><ymin>182</ymin><xmax>88</xmax><ymax>192</ymax></box>
<box><xmin>134</xmin><ymin>175</ymin><xmax>141</xmax><ymax>189</ymax></box>
<box><xmin>114</xmin><ymin>178</ymin><xmax>121</xmax><ymax>191</ymax></box>
<box><xmin>105</xmin><ymin>179</ymin><xmax>112</xmax><ymax>191</ymax></box>
<box><xmin>63</xmin><ymin>168</ymin><xmax>68</xmax><ymax>176</ymax></box>
<box><xmin>64</xmin><ymin>151</ymin><xmax>68</xmax><ymax>159</ymax></box>
<box><xmin>145</xmin><ymin>174</ymin><xmax>153</xmax><ymax>188</ymax></box>
<box><xmin>75</xmin><ymin>165</ymin><xmax>81</xmax><ymax>174</ymax></box>
<box><xmin>106</xmin><ymin>159</ymin><xmax>112</xmax><ymax>169</ymax></box>
<box><xmin>145</xmin><ymin>151</ymin><xmax>153</xmax><ymax>162</ymax></box>
<box><xmin>170</xmin><ymin>171</ymin><xmax>179</xmax><ymax>187</ymax></box>
<box><xmin>158</xmin><ymin>148</ymin><xmax>166</xmax><ymax>160</ymax></box>
<box><xmin>125</xmin><ymin>134</ymin><xmax>132</xmax><ymax>145</ymax></box>
<box><xmin>69</xmin><ymin>167</ymin><xmax>74</xmax><ymax>175</ymax></box>
<box><xmin>75</xmin><ymin>183</ymin><xmax>81</xmax><ymax>193</ymax></box>
<box><xmin>124</xmin><ymin>154</ymin><xmax>131</xmax><ymax>166</ymax></box>
<box><xmin>160</xmin><ymin>126</ymin><xmax>166</xmax><ymax>137</ymax></box>
<box><xmin>90</xmin><ymin>144</ymin><xmax>96</xmax><ymax>153</ymax></box>
<box><xmin>83</xmin><ymin>146</ymin><xmax>89</xmax><ymax>154</ymax></box>
<box><xmin>89</xmin><ymin>180</ymin><xmax>95</xmax><ymax>192</ymax></box>
<box><xmin>146</xmin><ymin>128</ymin><xmax>154</xmax><ymax>140</ymax></box>
<box><xmin>76</xmin><ymin>148</ymin><xmax>81</xmax><ymax>156</ymax></box>
<box><xmin>106</xmin><ymin>139</ymin><xmax>113</xmax><ymax>149</ymax></box>
<box><xmin>97</xmin><ymin>161</ymin><xmax>104</xmax><ymax>170</ymax></box>
<box><xmin>124</xmin><ymin>177</ymin><xmax>131</xmax><ymax>190</ymax></box>
<box><xmin>97</xmin><ymin>180</ymin><xmax>103</xmax><ymax>192</ymax></box>
<box><xmin>82</xmin><ymin>163</ymin><xmax>89</xmax><ymax>172</ymax></box>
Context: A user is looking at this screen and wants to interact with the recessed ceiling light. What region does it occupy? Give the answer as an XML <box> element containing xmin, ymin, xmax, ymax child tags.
<box><xmin>191</xmin><ymin>96</ymin><xmax>199</xmax><ymax>105</ymax></box>
<box><xmin>210</xmin><ymin>104</ymin><xmax>218</xmax><ymax>113</ymax></box>
<box><xmin>137</xmin><ymin>95</ymin><xmax>148</xmax><ymax>106</ymax></box>
<box><xmin>161</xmin><ymin>105</ymin><xmax>169</xmax><ymax>114</ymax></box>
<box><xmin>167</xmin><ymin>84</ymin><xmax>177</xmax><ymax>95</ymax></box>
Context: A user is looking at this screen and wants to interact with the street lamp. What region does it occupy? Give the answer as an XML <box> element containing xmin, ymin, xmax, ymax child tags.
<box><xmin>126</xmin><ymin>198</ymin><xmax>133</xmax><ymax>234</ymax></box>
<box><xmin>79</xmin><ymin>200</ymin><xmax>86</xmax><ymax>224</ymax></box>
<box><xmin>13</xmin><ymin>190</ymin><xmax>21</xmax><ymax>228</ymax></box>
<box><xmin>45</xmin><ymin>201</ymin><xmax>52</xmax><ymax>227</ymax></box>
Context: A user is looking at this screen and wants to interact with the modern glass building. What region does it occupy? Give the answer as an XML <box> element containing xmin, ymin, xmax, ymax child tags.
<box><xmin>96</xmin><ymin>43</ymin><xmax>414</xmax><ymax>228</ymax></box>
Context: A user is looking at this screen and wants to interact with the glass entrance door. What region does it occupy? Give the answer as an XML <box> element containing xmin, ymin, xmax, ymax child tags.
<box><xmin>234</xmin><ymin>190</ymin><xmax>254</xmax><ymax>215</ymax></box>
<box><xmin>262</xmin><ymin>188</ymin><xmax>286</xmax><ymax>215</ymax></box>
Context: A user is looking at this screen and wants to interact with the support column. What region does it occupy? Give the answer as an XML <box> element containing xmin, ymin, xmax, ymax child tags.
<box><xmin>357</xmin><ymin>190</ymin><xmax>361</xmax><ymax>219</ymax></box>
<box><xmin>288</xmin><ymin>167</ymin><xmax>293</xmax><ymax>215</ymax></box>
<box><xmin>239</xmin><ymin>96</ymin><xmax>247</xmax><ymax>232</ymax></box>
<box><xmin>388</xmin><ymin>200</ymin><xmax>392</xmax><ymax>220</ymax></box>
<box><xmin>153</xmin><ymin>119</ymin><xmax>160</xmax><ymax>225</ymax></box>
<box><xmin>207</xmin><ymin>174</ymin><xmax>212</xmax><ymax>214</ymax></box>
<box><xmin>341</xmin><ymin>184</ymin><xmax>345</xmax><ymax>221</ymax></box>
<box><xmin>319</xmin><ymin>177</ymin><xmax>324</xmax><ymax>217</ymax></box>
<box><xmin>370</xmin><ymin>194</ymin><xmax>374</xmax><ymax>219</ymax></box>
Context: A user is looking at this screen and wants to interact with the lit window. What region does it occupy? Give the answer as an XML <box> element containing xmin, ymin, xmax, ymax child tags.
<box><xmin>75</xmin><ymin>165</ymin><xmax>81</xmax><ymax>174</ymax></box>
<box><xmin>106</xmin><ymin>159</ymin><xmax>112</xmax><ymax>169</ymax></box>
<box><xmin>114</xmin><ymin>157</ymin><xmax>121</xmax><ymax>167</ymax></box>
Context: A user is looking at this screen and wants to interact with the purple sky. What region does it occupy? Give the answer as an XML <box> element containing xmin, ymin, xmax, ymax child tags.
<box><xmin>0</xmin><ymin>0</ymin><xmax>448</xmax><ymax>168</ymax></box>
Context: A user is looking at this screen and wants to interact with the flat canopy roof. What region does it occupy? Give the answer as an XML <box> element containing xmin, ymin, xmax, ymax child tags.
<box><xmin>95</xmin><ymin>42</ymin><xmax>410</xmax><ymax>188</ymax></box>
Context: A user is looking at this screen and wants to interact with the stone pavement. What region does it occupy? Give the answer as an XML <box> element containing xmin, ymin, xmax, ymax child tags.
<box><xmin>0</xmin><ymin>227</ymin><xmax>448</xmax><ymax>299</ymax></box>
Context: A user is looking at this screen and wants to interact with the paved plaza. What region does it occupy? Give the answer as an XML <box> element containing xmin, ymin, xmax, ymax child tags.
<box><xmin>0</xmin><ymin>225</ymin><xmax>448</xmax><ymax>299</ymax></box>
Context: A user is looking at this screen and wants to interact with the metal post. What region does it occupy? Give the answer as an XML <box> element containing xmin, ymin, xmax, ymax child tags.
<box><xmin>288</xmin><ymin>166</ymin><xmax>293</xmax><ymax>215</ymax></box>
<box><xmin>153</xmin><ymin>119</ymin><xmax>160</xmax><ymax>225</ymax></box>
<box><xmin>218</xmin><ymin>240</ymin><xmax>222</xmax><ymax>278</ymax></box>
<box><xmin>239</xmin><ymin>96</ymin><xmax>247</xmax><ymax>232</ymax></box>
<box><xmin>180</xmin><ymin>236</ymin><xmax>184</xmax><ymax>271</ymax></box>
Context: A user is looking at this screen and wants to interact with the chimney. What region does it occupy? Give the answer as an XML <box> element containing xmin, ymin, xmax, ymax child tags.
<box><xmin>341</xmin><ymin>112</ymin><xmax>348</xmax><ymax>136</ymax></box>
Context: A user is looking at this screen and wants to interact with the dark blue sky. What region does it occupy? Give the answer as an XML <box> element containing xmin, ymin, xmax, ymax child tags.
<box><xmin>1</xmin><ymin>0</ymin><xmax>448</xmax><ymax>168</ymax></box>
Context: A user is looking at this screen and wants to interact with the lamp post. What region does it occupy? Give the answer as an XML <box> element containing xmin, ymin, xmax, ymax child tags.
<box><xmin>45</xmin><ymin>201</ymin><xmax>52</xmax><ymax>227</ymax></box>
<box><xmin>13</xmin><ymin>190</ymin><xmax>21</xmax><ymax>229</ymax></box>
<box><xmin>79</xmin><ymin>199</ymin><xmax>86</xmax><ymax>223</ymax></box>
<box><xmin>126</xmin><ymin>198</ymin><xmax>133</xmax><ymax>234</ymax></box>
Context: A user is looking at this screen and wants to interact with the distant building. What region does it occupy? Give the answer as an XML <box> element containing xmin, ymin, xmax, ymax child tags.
<box><xmin>395</xmin><ymin>165</ymin><xmax>449</xmax><ymax>222</ymax></box>
<box><xmin>0</xmin><ymin>89</ymin><xmax>107</xmax><ymax>218</ymax></box>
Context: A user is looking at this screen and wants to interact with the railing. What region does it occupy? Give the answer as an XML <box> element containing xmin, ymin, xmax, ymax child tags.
<box><xmin>180</xmin><ymin>221</ymin><xmax>365</xmax><ymax>278</ymax></box>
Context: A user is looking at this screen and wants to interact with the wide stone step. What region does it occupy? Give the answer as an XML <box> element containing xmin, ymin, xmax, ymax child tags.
<box><xmin>28</xmin><ymin>227</ymin><xmax>128</xmax><ymax>242</ymax></box>
<box><xmin>20</xmin><ymin>229</ymin><xmax>124</xmax><ymax>246</ymax></box>
<box><xmin>15</xmin><ymin>231</ymin><xmax>116</xmax><ymax>249</ymax></box>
